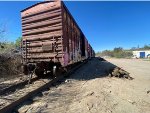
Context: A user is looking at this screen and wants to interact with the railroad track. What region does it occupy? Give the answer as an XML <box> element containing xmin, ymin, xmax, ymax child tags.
<box><xmin>0</xmin><ymin>60</ymin><xmax>87</xmax><ymax>113</ymax></box>
<box><xmin>0</xmin><ymin>77</ymin><xmax>39</xmax><ymax>96</ymax></box>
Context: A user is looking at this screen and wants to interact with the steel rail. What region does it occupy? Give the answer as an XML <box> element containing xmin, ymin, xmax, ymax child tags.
<box><xmin>0</xmin><ymin>77</ymin><xmax>39</xmax><ymax>96</ymax></box>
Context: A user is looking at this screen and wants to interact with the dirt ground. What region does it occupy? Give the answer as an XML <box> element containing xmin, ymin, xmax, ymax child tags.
<box><xmin>0</xmin><ymin>74</ymin><xmax>28</xmax><ymax>92</ymax></box>
<box><xmin>17</xmin><ymin>58</ymin><xmax>150</xmax><ymax>113</ymax></box>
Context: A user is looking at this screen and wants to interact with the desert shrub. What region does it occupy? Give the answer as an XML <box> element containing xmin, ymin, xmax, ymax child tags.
<box><xmin>96</xmin><ymin>47</ymin><xmax>133</xmax><ymax>58</ymax></box>
<box><xmin>0</xmin><ymin>52</ymin><xmax>22</xmax><ymax>77</ymax></box>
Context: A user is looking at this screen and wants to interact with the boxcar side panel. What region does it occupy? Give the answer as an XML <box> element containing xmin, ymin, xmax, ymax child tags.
<box><xmin>80</xmin><ymin>33</ymin><xmax>85</xmax><ymax>57</ymax></box>
<box><xmin>62</xmin><ymin>2</ymin><xmax>82</xmax><ymax>66</ymax></box>
<box><xmin>85</xmin><ymin>38</ymin><xmax>88</xmax><ymax>58</ymax></box>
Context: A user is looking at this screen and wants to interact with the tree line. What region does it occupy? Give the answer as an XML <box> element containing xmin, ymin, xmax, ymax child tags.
<box><xmin>131</xmin><ymin>44</ymin><xmax>150</xmax><ymax>50</ymax></box>
<box><xmin>0</xmin><ymin>37</ymin><xmax>22</xmax><ymax>53</ymax></box>
<box><xmin>0</xmin><ymin>23</ymin><xmax>22</xmax><ymax>53</ymax></box>
<box><xmin>96</xmin><ymin>47</ymin><xmax>133</xmax><ymax>58</ymax></box>
<box><xmin>96</xmin><ymin>45</ymin><xmax>150</xmax><ymax>58</ymax></box>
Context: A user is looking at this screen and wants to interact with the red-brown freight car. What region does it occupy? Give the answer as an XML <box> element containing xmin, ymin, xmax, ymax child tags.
<box><xmin>21</xmin><ymin>0</ymin><xmax>95</xmax><ymax>77</ymax></box>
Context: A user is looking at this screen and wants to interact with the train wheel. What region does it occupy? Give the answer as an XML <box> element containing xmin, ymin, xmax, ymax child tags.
<box><xmin>35</xmin><ymin>68</ymin><xmax>44</xmax><ymax>77</ymax></box>
<box><xmin>28</xmin><ymin>72</ymin><xmax>33</xmax><ymax>84</ymax></box>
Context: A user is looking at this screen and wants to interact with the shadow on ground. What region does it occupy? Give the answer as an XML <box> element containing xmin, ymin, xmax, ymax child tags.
<box><xmin>69</xmin><ymin>57</ymin><xmax>117</xmax><ymax>81</ymax></box>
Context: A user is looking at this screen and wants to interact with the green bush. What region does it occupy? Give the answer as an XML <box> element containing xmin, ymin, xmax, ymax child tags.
<box><xmin>96</xmin><ymin>47</ymin><xmax>133</xmax><ymax>58</ymax></box>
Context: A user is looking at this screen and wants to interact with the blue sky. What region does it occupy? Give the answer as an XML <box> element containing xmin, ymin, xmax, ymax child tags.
<box><xmin>0</xmin><ymin>1</ymin><xmax>150</xmax><ymax>52</ymax></box>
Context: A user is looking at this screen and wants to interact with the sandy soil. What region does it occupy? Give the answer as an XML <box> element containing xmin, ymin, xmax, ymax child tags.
<box><xmin>17</xmin><ymin>58</ymin><xmax>150</xmax><ymax>113</ymax></box>
<box><xmin>0</xmin><ymin>74</ymin><xmax>28</xmax><ymax>92</ymax></box>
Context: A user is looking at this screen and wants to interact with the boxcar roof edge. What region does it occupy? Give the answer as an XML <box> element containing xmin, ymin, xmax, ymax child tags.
<box><xmin>61</xmin><ymin>1</ymin><xmax>86</xmax><ymax>39</ymax></box>
<box><xmin>21</xmin><ymin>1</ymin><xmax>54</xmax><ymax>12</ymax></box>
<box><xmin>61</xmin><ymin>1</ymin><xmax>94</xmax><ymax>50</ymax></box>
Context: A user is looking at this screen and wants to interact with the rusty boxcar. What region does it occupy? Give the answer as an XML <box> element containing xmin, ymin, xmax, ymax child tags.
<box><xmin>21</xmin><ymin>0</ymin><xmax>95</xmax><ymax>77</ymax></box>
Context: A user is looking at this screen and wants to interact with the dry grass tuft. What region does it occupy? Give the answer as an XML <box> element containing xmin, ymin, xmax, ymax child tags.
<box><xmin>0</xmin><ymin>51</ymin><xmax>22</xmax><ymax>78</ymax></box>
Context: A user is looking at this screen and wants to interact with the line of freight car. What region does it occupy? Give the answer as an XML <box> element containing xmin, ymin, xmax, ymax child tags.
<box><xmin>21</xmin><ymin>0</ymin><xmax>95</xmax><ymax>79</ymax></box>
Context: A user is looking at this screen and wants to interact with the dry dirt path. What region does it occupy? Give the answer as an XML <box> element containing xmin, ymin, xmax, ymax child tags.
<box><xmin>16</xmin><ymin>58</ymin><xmax>150</xmax><ymax>113</ymax></box>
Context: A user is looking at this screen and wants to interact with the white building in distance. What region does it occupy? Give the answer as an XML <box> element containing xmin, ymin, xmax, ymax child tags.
<box><xmin>133</xmin><ymin>50</ymin><xmax>150</xmax><ymax>58</ymax></box>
